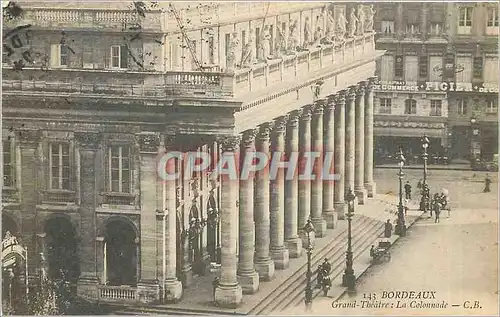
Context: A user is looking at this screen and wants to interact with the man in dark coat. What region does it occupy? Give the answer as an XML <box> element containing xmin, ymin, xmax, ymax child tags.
<box><xmin>484</xmin><ymin>174</ymin><xmax>491</xmax><ymax>193</ymax></box>
<box><xmin>404</xmin><ymin>181</ymin><xmax>412</xmax><ymax>199</ymax></box>
<box><xmin>384</xmin><ymin>219</ymin><xmax>393</xmax><ymax>240</ymax></box>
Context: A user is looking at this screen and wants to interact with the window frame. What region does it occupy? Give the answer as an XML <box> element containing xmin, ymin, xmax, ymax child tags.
<box><xmin>404</xmin><ymin>99</ymin><xmax>417</xmax><ymax>115</ymax></box>
<box><xmin>430</xmin><ymin>99</ymin><xmax>443</xmax><ymax>116</ymax></box>
<box><xmin>487</xmin><ymin>6</ymin><xmax>499</xmax><ymax>27</ymax></box>
<box><xmin>486</xmin><ymin>99</ymin><xmax>498</xmax><ymax>114</ymax></box>
<box><xmin>381</xmin><ymin>20</ymin><xmax>395</xmax><ymax>35</ymax></box>
<box><xmin>458</xmin><ymin>6</ymin><xmax>473</xmax><ymax>27</ymax></box>
<box><xmin>457</xmin><ymin>98</ymin><xmax>468</xmax><ymax>115</ymax></box>
<box><xmin>394</xmin><ymin>55</ymin><xmax>404</xmax><ymax>78</ymax></box>
<box><xmin>110</xmin><ymin>45</ymin><xmax>128</xmax><ymax>69</ymax></box>
<box><xmin>49</xmin><ymin>143</ymin><xmax>72</xmax><ymax>190</ymax></box>
<box><xmin>107</xmin><ymin>145</ymin><xmax>132</xmax><ymax>194</ymax></box>
<box><xmin>419</xmin><ymin>55</ymin><xmax>428</xmax><ymax>78</ymax></box>
<box><xmin>405</xmin><ymin>23</ymin><xmax>420</xmax><ymax>35</ymax></box>
<box><xmin>379</xmin><ymin>98</ymin><xmax>392</xmax><ymax>114</ymax></box>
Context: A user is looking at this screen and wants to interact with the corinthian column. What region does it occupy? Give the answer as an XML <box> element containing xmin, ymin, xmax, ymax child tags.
<box><xmin>364</xmin><ymin>77</ymin><xmax>377</xmax><ymax>196</ymax></box>
<box><xmin>298</xmin><ymin>106</ymin><xmax>314</xmax><ymax>246</ymax></box>
<box><xmin>334</xmin><ymin>92</ymin><xmax>346</xmax><ymax>219</ymax></box>
<box><xmin>254</xmin><ymin>123</ymin><xmax>275</xmax><ymax>281</ymax></box>
<box><xmin>269</xmin><ymin>116</ymin><xmax>290</xmax><ymax>270</ymax></box>
<box><xmin>215</xmin><ymin>136</ymin><xmax>243</xmax><ymax>308</ymax></box>
<box><xmin>284</xmin><ymin>110</ymin><xmax>302</xmax><ymax>258</ymax></box>
<box><xmin>354</xmin><ymin>84</ymin><xmax>368</xmax><ymax>204</ymax></box>
<box><xmin>310</xmin><ymin>101</ymin><xmax>327</xmax><ymax>237</ymax></box>
<box><xmin>345</xmin><ymin>87</ymin><xmax>356</xmax><ymax>200</ymax></box>
<box><xmin>322</xmin><ymin>97</ymin><xmax>337</xmax><ymax>228</ymax></box>
<box><xmin>237</xmin><ymin>129</ymin><xmax>259</xmax><ymax>294</ymax></box>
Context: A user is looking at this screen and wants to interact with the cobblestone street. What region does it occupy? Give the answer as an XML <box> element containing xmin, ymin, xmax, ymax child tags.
<box><xmin>283</xmin><ymin>169</ymin><xmax>498</xmax><ymax>316</ymax></box>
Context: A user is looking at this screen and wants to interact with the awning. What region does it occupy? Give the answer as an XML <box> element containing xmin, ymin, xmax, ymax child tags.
<box><xmin>374</xmin><ymin>127</ymin><xmax>445</xmax><ymax>138</ymax></box>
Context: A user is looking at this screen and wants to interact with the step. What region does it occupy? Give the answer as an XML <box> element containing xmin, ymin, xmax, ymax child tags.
<box><xmin>250</xmin><ymin>216</ymin><xmax>384</xmax><ymax>315</ymax></box>
<box><xmin>269</xmin><ymin>218</ymin><xmax>384</xmax><ymax>314</ymax></box>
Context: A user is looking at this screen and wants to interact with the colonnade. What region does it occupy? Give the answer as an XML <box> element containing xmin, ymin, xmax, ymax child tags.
<box><xmin>213</xmin><ymin>77</ymin><xmax>378</xmax><ymax>307</ymax></box>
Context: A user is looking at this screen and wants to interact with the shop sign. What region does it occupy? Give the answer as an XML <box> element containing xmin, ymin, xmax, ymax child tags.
<box><xmin>374</xmin><ymin>81</ymin><xmax>499</xmax><ymax>93</ymax></box>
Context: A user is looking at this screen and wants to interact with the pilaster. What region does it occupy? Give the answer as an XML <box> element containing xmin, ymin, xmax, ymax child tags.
<box><xmin>334</xmin><ymin>92</ymin><xmax>347</xmax><ymax>219</ymax></box>
<box><xmin>322</xmin><ymin>97</ymin><xmax>337</xmax><ymax>229</ymax></box>
<box><xmin>354</xmin><ymin>84</ymin><xmax>368</xmax><ymax>204</ymax></box>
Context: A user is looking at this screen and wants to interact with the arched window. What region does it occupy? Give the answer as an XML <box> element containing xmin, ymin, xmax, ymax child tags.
<box><xmin>404</xmin><ymin>99</ymin><xmax>417</xmax><ymax>114</ymax></box>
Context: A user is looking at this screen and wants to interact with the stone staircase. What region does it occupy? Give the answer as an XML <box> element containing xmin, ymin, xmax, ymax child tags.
<box><xmin>111</xmin><ymin>213</ymin><xmax>387</xmax><ymax>316</ymax></box>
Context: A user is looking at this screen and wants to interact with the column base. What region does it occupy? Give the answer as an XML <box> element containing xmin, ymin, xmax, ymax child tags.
<box><xmin>181</xmin><ymin>264</ymin><xmax>193</xmax><ymax>288</ymax></box>
<box><xmin>77</xmin><ymin>275</ymin><xmax>99</xmax><ymax>300</ymax></box>
<box><xmin>334</xmin><ymin>202</ymin><xmax>346</xmax><ymax>220</ymax></box>
<box><xmin>237</xmin><ymin>271</ymin><xmax>260</xmax><ymax>294</ymax></box>
<box><xmin>254</xmin><ymin>258</ymin><xmax>275</xmax><ymax>281</ymax></box>
<box><xmin>323</xmin><ymin>209</ymin><xmax>338</xmax><ymax>229</ymax></box>
<box><xmin>137</xmin><ymin>280</ymin><xmax>160</xmax><ymax>303</ymax></box>
<box><xmin>364</xmin><ymin>181</ymin><xmax>376</xmax><ymax>197</ymax></box>
<box><xmin>299</xmin><ymin>230</ymin><xmax>316</xmax><ymax>248</ymax></box>
<box><xmin>312</xmin><ymin>218</ymin><xmax>327</xmax><ymax>237</ymax></box>
<box><xmin>215</xmin><ymin>283</ymin><xmax>243</xmax><ymax>308</ymax></box>
<box><xmin>285</xmin><ymin>237</ymin><xmax>303</xmax><ymax>258</ymax></box>
<box><xmin>270</xmin><ymin>247</ymin><xmax>290</xmax><ymax>270</ymax></box>
<box><xmin>355</xmin><ymin>188</ymin><xmax>368</xmax><ymax>205</ymax></box>
<box><xmin>163</xmin><ymin>278</ymin><xmax>183</xmax><ymax>303</ymax></box>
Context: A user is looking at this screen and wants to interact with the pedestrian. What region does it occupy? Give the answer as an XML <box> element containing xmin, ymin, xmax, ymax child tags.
<box><xmin>432</xmin><ymin>193</ymin><xmax>441</xmax><ymax>223</ymax></box>
<box><xmin>417</xmin><ymin>179</ymin><xmax>422</xmax><ymax>190</ymax></box>
<box><xmin>404</xmin><ymin>198</ymin><xmax>409</xmax><ymax>216</ymax></box>
<box><xmin>484</xmin><ymin>174</ymin><xmax>491</xmax><ymax>193</ymax></box>
<box><xmin>212</xmin><ymin>276</ymin><xmax>220</xmax><ymax>303</ymax></box>
<box><xmin>404</xmin><ymin>181</ymin><xmax>412</xmax><ymax>200</ymax></box>
<box><xmin>384</xmin><ymin>219</ymin><xmax>393</xmax><ymax>241</ymax></box>
<box><xmin>370</xmin><ymin>245</ymin><xmax>376</xmax><ymax>258</ymax></box>
<box><xmin>316</xmin><ymin>265</ymin><xmax>323</xmax><ymax>289</ymax></box>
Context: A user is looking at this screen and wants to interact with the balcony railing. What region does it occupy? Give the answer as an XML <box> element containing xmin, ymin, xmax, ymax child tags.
<box><xmin>98</xmin><ymin>285</ymin><xmax>138</xmax><ymax>302</ymax></box>
<box><xmin>4</xmin><ymin>7</ymin><xmax>162</xmax><ymax>31</ymax></box>
<box><xmin>3</xmin><ymin>33</ymin><xmax>376</xmax><ymax>105</ymax></box>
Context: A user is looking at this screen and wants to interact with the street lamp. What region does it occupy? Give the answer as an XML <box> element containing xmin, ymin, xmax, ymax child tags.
<box><xmin>419</xmin><ymin>135</ymin><xmax>430</xmax><ymax>212</ymax></box>
<box><xmin>342</xmin><ymin>189</ymin><xmax>356</xmax><ymax>293</ymax></box>
<box><xmin>303</xmin><ymin>218</ymin><xmax>315</xmax><ymax>309</ymax></box>
<box><xmin>395</xmin><ymin>148</ymin><xmax>406</xmax><ymax>236</ymax></box>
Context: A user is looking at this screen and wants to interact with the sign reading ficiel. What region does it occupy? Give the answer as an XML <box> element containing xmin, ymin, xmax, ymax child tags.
<box><xmin>373</xmin><ymin>81</ymin><xmax>499</xmax><ymax>93</ymax></box>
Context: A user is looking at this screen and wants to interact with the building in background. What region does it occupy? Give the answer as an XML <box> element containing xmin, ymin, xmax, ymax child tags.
<box><xmin>372</xmin><ymin>2</ymin><xmax>498</xmax><ymax>165</ymax></box>
<box><xmin>2</xmin><ymin>1</ymin><xmax>382</xmax><ymax>309</ymax></box>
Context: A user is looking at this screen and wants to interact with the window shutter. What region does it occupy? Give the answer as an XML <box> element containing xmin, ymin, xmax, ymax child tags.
<box><xmin>50</xmin><ymin>44</ymin><xmax>60</xmax><ymax>67</ymax></box>
<box><xmin>429</xmin><ymin>56</ymin><xmax>443</xmax><ymax>81</ymax></box>
<box><xmin>120</xmin><ymin>45</ymin><xmax>128</xmax><ymax>69</ymax></box>
<box><xmin>456</xmin><ymin>56</ymin><xmax>472</xmax><ymax>83</ymax></box>
<box><xmin>484</xmin><ymin>57</ymin><xmax>498</xmax><ymax>84</ymax></box>
<box><xmin>380</xmin><ymin>55</ymin><xmax>394</xmax><ymax>82</ymax></box>
<box><xmin>404</xmin><ymin>56</ymin><xmax>419</xmax><ymax>82</ymax></box>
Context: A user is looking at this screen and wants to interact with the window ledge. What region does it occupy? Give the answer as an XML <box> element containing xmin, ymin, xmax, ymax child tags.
<box><xmin>101</xmin><ymin>192</ymin><xmax>135</xmax><ymax>197</ymax></box>
<box><xmin>45</xmin><ymin>189</ymin><xmax>76</xmax><ymax>194</ymax></box>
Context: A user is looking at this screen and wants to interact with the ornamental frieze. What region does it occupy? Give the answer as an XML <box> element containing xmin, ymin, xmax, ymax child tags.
<box><xmin>374</xmin><ymin>121</ymin><xmax>446</xmax><ymax>129</ymax></box>
<box><xmin>136</xmin><ymin>133</ymin><xmax>161</xmax><ymax>153</ymax></box>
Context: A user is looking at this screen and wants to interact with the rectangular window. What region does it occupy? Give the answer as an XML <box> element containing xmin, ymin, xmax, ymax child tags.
<box><xmin>108</xmin><ymin>146</ymin><xmax>131</xmax><ymax>193</ymax></box>
<box><xmin>404</xmin><ymin>56</ymin><xmax>418</xmax><ymax>81</ymax></box>
<box><xmin>169</xmin><ymin>41</ymin><xmax>179</xmax><ymax>70</ymax></box>
<box><xmin>458</xmin><ymin>7</ymin><xmax>473</xmax><ymax>27</ymax></box>
<box><xmin>473</xmin><ymin>57</ymin><xmax>483</xmax><ymax>79</ymax></box>
<box><xmin>379</xmin><ymin>98</ymin><xmax>392</xmax><ymax>114</ymax></box>
<box><xmin>394</xmin><ymin>55</ymin><xmax>404</xmax><ymax>78</ymax></box>
<box><xmin>455</xmin><ymin>56</ymin><xmax>472</xmax><ymax>83</ymax></box>
<box><xmin>429</xmin><ymin>23</ymin><xmax>443</xmax><ymax>36</ymax></box>
<box><xmin>50</xmin><ymin>44</ymin><xmax>69</xmax><ymax>67</ymax></box>
<box><xmin>404</xmin><ymin>99</ymin><xmax>417</xmax><ymax>114</ymax></box>
<box><xmin>3</xmin><ymin>139</ymin><xmax>14</xmax><ymax>188</ymax></box>
<box><xmin>83</xmin><ymin>45</ymin><xmax>94</xmax><ymax>69</ymax></box>
<box><xmin>49</xmin><ymin>143</ymin><xmax>71</xmax><ymax>190</ymax></box>
<box><xmin>430</xmin><ymin>100</ymin><xmax>442</xmax><ymax>116</ymax></box>
<box><xmin>457</xmin><ymin>99</ymin><xmax>467</xmax><ymax>115</ymax></box>
<box><xmin>419</xmin><ymin>56</ymin><xmax>428</xmax><ymax>78</ymax></box>
<box><xmin>443</xmin><ymin>53</ymin><xmax>456</xmax><ymax>80</ymax></box>
<box><xmin>110</xmin><ymin>45</ymin><xmax>128</xmax><ymax>69</ymax></box>
<box><xmin>486</xmin><ymin>99</ymin><xmax>498</xmax><ymax>114</ymax></box>
<box><xmin>484</xmin><ymin>57</ymin><xmax>499</xmax><ymax>84</ymax></box>
<box><xmin>405</xmin><ymin>23</ymin><xmax>420</xmax><ymax>35</ymax></box>
<box><xmin>381</xmin><ymin>20</ymin><xmax>395</xmax><ymax>35</ymax></box>
<box><xmin>487</xmin><ymin>7</ymin><xmax>499</xmax><ymax>27</ymax></box>
<box><xmin>429</xmin><ymin>56</ymin><xmax>443</xmax><ymax>81</ymax></box>
<box><xmin>380</xmin><ymin>55</ymin><xmax>394</xmax><ymax>82</ymax></box>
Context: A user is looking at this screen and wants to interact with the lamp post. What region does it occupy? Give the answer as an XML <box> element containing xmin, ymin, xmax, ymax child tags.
<box><xmin>394</xmin><ymin>148</ymin><xmax>406</xmax><ymax>236</ymax></box>
<box><xmin>342</xmin><ymin>189</ymin><xmax>356</xmax><ymax>293</ymax></box>
<box><xmin>419</xmin><ymin>135</ymin><xmax>430</xmax><ymax>212</ymax></box>
<box><xmin>303</xmin><ymin>218</ymin><xmax>315</xmax><ymax>310</ymax></box>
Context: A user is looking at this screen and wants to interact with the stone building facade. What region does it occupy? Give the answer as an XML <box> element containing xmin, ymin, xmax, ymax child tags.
<box><xmin>372</xmin><ymin>2</ymin><xmax>498</xmax><ymax>164</ymax></box>
<box><xmin>2</xmin><ymin>2</ymin><xmax>382</xmax><ymax>307</ymax></box>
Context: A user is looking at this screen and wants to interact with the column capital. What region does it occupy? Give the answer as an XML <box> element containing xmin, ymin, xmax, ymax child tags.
<box><xmin>75</xmin><ymin>132</ymin><xmax>101</xmax><ymax>150</ymax></box>
<box><xmin>272</xmin><ymin>115</ymin><xmax>288</xmax><ymax>134</ymax></box>
<box><xmin>312</xmin><ymin>100</ymin><xmax>325</xmax><ymax>116</ymax></box>
<box><xmin>356</xmin><ymin>84</ymin><xmax>366</xmax><ymax>97</ymax></box>
<box><xmin>136</xmin><ymin>132</ymin><xmax>161</xmax><ymax>153</ymax></box>
<box><xmin>219</xmin><ymin>135</ymin><xmax>241</xmax><ymax>152</ymax></box>
<box><xmin>300</xmin><ymin>105</ymin><xmax>314</xmax><ymax>121</ymax></box>
<box><xmin>335</xmin><ymin>91</ymin><xmax>346</xmax><ymax>105</ymax></box>
<box><xmin>17</xmin><ymin>129</ymin><xmax>42</xmax><ymax>147</ymax></box>
<box><xmin>258</xmin><ymin>122</ymin><xmax>274</xmax><ymax>140</ymax></box>
<box><xmin>288</xmin><ymin>109</ymin><xmax>302</xmax><ymax>127</ymax></box>
<box><xmin>346</xmin><ymin>86</ymin><xmax>357</xmax><ymax>101</ymax></box>
<box><xmin>241</xmin><ymin>129</ymin><xmax>258</xmax><ymax>148</ymax></box>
